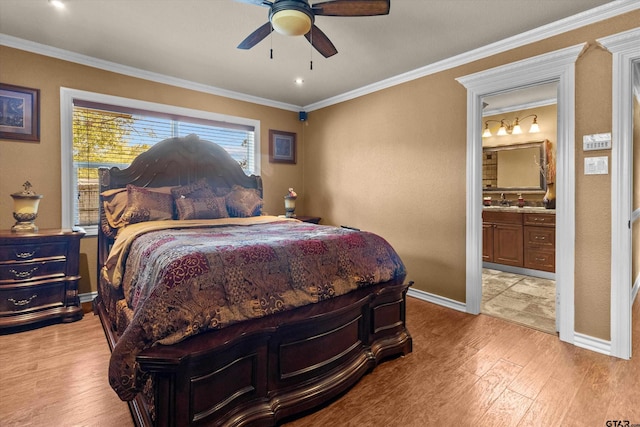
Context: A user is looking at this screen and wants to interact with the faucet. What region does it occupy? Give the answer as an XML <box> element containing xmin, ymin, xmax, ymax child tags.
<box><xmin>500</xmin><ymin>193</ymin><xmax>510</xmax><ymax>206</ymax></box>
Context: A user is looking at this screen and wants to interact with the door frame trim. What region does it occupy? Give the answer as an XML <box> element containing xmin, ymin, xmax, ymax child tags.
<box><xmin>457</xmin><ymin>43</ymin><xmax>585</xmax><ymax>344</ymax></box>
<box><xmin>598</xmin><ymin>27</ymin><xmax>640</xmax><ymax>360</ymax></box>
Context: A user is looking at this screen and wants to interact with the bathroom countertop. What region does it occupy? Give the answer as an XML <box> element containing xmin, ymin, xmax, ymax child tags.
<box><xmin>482</xmin><ymin>206</ymin><xmax>555</xmax><ymax>213</ymax></box>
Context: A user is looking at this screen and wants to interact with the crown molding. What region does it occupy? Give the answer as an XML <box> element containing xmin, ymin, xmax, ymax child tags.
<box><xmin>304</xmin><ymin>0</ymin><xmax>640</xmax><ymax>111</ymax></box>
<box><xmin>0</xmin><ymin>33</ymin><xmax>302</xmax><ymax>112</ymax></box>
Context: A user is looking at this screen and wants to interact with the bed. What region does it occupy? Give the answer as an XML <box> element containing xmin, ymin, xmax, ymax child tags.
<box><xmin>93</xmin><ymin>134</ymin><xmax>412</xmax><ymax>426</ymax></box>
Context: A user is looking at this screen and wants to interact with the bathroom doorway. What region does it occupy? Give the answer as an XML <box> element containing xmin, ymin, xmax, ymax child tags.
<box><xmin>457</xmin><ymin>44</ymin><xmax>584</xmax><ymax>344</ymax></box>
<box><xmin>479</xmin><ymin>85</ymin><xmax>558</xmax><ymax>334</ymax></box>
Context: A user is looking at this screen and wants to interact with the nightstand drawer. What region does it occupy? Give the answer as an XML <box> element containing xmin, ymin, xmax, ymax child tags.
<box><xmin>0</xmin><ymin>242</ymin><xmax>68</xmax><ymax>262</ymax></box>
<box><xmin>0</xmin><ymin>281</ymin><xmax>66</xmax><ymax>314</ymax></box>
<box><xmin>0</xmin><ymin>259</ymin><xmax>67</xmax><ymax>282</ymax></box>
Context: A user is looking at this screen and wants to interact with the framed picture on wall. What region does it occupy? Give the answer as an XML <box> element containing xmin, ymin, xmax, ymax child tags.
<box><xmin>0</xmin><ymin>83</ymin><xmax>40</xmax><ymax>142</ymax></box>
<box><xmin>269</xmin><ymin>129</ymin><xmax>296</xmax><ymax>164</ymax></box>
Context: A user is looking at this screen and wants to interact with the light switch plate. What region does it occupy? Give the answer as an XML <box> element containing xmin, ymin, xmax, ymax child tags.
<box><xmin>583</xmin><ymin>133</ymin><xmax>612</xmax><ymax>151</ymax></box>
<box><xmin>584</xmin><ymin>156</ymin><xmax>608</xmax><ymax>175</ymax></box>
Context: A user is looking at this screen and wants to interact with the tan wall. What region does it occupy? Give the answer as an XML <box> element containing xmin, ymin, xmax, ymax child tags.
<box><xmin>0</xmin><ymin>46</ymin><xmax>303</xmax><ymax>295</ymax></box>
<box><xmin>303</xmin><ymin>11</ymin><xmax>640</xmax><ymax>340</ymax></box>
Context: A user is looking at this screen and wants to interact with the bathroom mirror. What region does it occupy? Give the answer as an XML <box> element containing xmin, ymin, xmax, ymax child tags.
<box><xmin>482</xmin><ymin>141</ymin><xmax>545</xmax><ymax>191</ymax></box>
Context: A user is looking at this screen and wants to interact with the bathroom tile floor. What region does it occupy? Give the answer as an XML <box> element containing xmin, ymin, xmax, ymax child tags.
<box><xmin>482</xmin><ymin>268</ymin><xmax>556</xmax><ymax>334</ymax></box>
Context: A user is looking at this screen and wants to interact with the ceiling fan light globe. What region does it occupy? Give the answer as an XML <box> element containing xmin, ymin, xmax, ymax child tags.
<box><xmin>271</xmin><ymin>10</ymin><xmax>312</xmax><ymax>36</ymax></box>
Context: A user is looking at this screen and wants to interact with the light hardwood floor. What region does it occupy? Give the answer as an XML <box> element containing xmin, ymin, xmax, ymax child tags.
<box><xmin>1</xmin><ymin>296</ymin><xmax>638</xmax><ymax>426</ymax></box>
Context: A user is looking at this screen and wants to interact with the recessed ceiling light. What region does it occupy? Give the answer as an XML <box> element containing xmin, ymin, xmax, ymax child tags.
<box><xmin>294</xmin><ymin>78</ymin><xmax>304</xmax><ymax>85</ymax></box>
<box><xmin>49</xmin><ymin>0</ymin><xmax>65</xmax><ymax>9</ymax></box>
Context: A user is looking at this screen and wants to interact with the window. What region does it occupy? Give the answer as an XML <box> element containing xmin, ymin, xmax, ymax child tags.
<box><xmin>60</xmin><ymin>88</ymin><xmax>260</xmax><ymax>234</ymax></box>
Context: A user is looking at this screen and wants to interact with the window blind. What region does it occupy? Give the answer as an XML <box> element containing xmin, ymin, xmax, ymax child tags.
<box><xmin>72</xmin><ymin>101</ymin><xmax>256</xmax><ymax>227</ymax></box>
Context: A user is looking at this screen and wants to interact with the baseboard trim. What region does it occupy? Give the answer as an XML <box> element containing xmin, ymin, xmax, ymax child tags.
<box><xmin>79</xmin><ymin>291</ymin><xmax>98</xmax><ymax>304</ymax></box>
<box><xmin>573</xmin><ymin>332</ymin><xmax>612</xmax><ymax>356</ymax></box>
<box><xmin>407</xmin><ymin>288</ymin><xmax>467</xmax><ymax>313</ymax></box>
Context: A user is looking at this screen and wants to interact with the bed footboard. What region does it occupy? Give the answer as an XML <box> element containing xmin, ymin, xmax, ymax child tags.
<box><xmin>97</xmin><ymin>279</ymin><xmax>412</xmax><ymax>427</ymax></box>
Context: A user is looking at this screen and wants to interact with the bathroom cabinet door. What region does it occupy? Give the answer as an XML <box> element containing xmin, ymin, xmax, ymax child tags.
<box><xmin>483</xmin><ymin>210</ymin><xmax>524</xmax><ymax>267</ymax></box>
<box><xmin>492</xmin><ymin>223</ymin><xmax>524</xmax><ymax>267</ymax></box>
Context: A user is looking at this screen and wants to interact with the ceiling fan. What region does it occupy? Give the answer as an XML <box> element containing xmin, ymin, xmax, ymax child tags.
<box><xmin>236</xmin><ymin>0</ymin><xmax>390</xmax><ymax>58</ymax></box>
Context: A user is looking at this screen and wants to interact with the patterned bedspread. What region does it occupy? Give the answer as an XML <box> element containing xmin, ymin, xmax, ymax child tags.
<box><xmin>104</xmin><ymin>216</ymin><xmax>406</xmax><ymax>401</ymax></box>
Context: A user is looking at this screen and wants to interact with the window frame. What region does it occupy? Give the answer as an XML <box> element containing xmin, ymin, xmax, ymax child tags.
<box><xmin>60</xmin><ymin>87</ymin><xmax>261</xmax><ymax>235</ymax></box>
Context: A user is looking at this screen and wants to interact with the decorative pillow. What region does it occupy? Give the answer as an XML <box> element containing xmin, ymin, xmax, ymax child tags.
<box><xmin>101</xmin><ymin>188</ymin><xmax>129</xmax><ymax>229</ymax></box>
<box><xmin>100</xmin><ymin>209</ymin><xmax>118</xmax><ymax>239</ymax></box>
<box><xmin>213</xmin><ymin>186</ymin><xmax>231</xmax><ymax>197</ymax></box>
<box><xmin>225</xmin><ymin>185</ymin><xmax>263</xmax><ymax>217</ymax></box>
<box><xmin>171</xmin><ymin>178</ymin><xmax>215</xmax><ymax>200</ymax></box>
<box><xmin>175</xmin><ymin>196</ymin><xmax>229</xmax><ymax>220</ymax></box>
<box><xmin>121</xmin><ymin>184</ymin><xmax>175</xmax><ymax>224</ymax></box>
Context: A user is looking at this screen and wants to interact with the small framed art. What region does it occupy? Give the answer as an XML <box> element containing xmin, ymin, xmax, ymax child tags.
<box><xmin>269</xmin><ymin>129</ymin><xmax>296</xmax><ymax>164</ymax></box>
<box><xmin>0</xmin><ymin>83</ymin><xmax>40</xmax><ymax>142</ymax></box>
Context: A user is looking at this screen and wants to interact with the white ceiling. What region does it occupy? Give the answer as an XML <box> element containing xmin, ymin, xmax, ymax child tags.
<box><xmin>0</xmin><ymin>0</ymin><xmax>629</xmax><ymax>110</ymax></box>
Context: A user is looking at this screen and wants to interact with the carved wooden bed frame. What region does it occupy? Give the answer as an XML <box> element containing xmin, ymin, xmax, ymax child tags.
<box><xmin>93</xmin><ymin>135</ymin><xmax>412</xmax><ymax>426</ymax></box>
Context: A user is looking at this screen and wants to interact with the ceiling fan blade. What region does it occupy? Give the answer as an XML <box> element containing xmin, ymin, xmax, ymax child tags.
<box><xmin>234</xmin><ymin>0</ymin><xmax>272</xmax><ymax>7</ymax></box>
<box><xmin>312</xmin><ymin>0</ymin><xmax>389</xmax><ymax>16</ymax></box>
<box><xmin>304</xmin><ymin>25</ymin><xmax>338</xmax><ymax>58</ymax></box>
<box><xmin>238</xmin><ymin>22</ymin><xmax>274</xmax><ymax>50</ymax></box>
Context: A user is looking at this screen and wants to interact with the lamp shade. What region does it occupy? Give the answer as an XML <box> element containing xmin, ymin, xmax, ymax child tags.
<box><xmin>271</xmin><ymin>9</ymin><xmax>312</xmax><ymax>36</ymax></box>
<box><xmin>529</xmin><ymin>121</ymin><xmax>540</xmax><ymax>133</ymax></box>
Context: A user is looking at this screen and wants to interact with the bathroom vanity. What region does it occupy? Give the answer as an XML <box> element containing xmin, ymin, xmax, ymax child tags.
<box><xmin>483</xmin><ymin>207</ymin><xmax>555</xmax><ymax>273</ymax></box>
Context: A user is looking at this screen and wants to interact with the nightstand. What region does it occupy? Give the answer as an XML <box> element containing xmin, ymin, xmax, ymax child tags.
<box><xmin>0</xmin><ymin>228</ymin><xmax>85</xmax><ymax>331</ymax></box>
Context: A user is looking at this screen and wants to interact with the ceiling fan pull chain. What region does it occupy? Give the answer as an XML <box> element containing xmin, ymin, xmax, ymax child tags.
<box><xmin>270</xmin><ymin>48</ymin><xmax>273</xmax><ymax>59</ymax></box>
<box><xmin>310</xmin><ymin>30</ymin><xmax>313</xmax><ymax>70</ymax></box>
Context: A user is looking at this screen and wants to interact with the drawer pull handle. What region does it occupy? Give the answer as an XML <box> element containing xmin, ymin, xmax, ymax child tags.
<box><xmin>8</xmin><ymin>294</ymin><xmax>37</xmax><ymax>307</ymax></box>
<box><xmin>15</xmin><ymin>250</ymin><xmax>36</xmax><ymax>259</ymax></box>
<box><xmin>534</xmin><ymin>236</ymin><xmax>546</xmax><ymax>240</ymax></box>
<box><xmin>9</xmin><ymin>267</ymin><xmax>39</xmax><ymax>279</ymax></box>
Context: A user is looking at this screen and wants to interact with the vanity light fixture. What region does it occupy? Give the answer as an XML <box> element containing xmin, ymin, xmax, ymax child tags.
<box><xmin>482</xmin><ymin>114</ymin><xmax>540</xmax><ymax>137</ymax></box>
